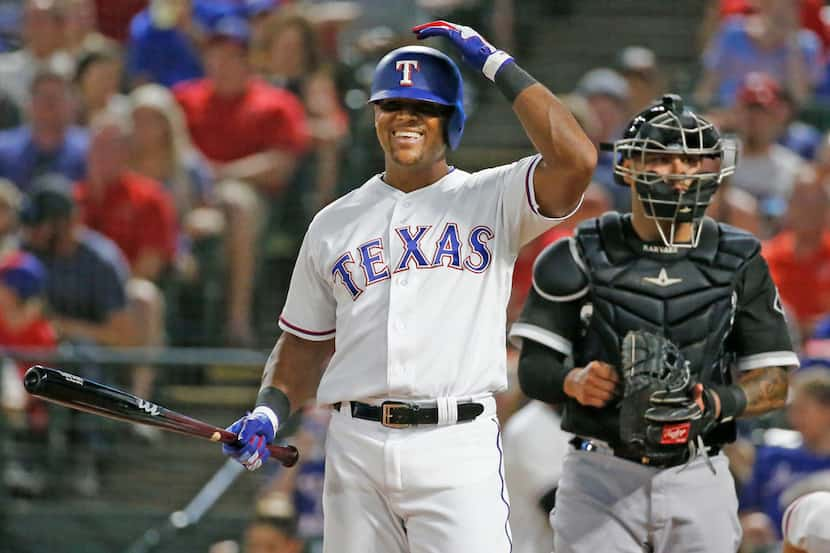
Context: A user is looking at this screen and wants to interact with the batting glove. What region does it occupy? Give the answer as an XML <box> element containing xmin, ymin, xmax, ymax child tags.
<box><xmin>412</xmin><ymin>20</ymin><xmax>513</xmax><ymax>82</ymax></box>
<box><xmin>222</xmin><ymin>406</ymin><xmax>278</xmax><ymax>471</ymax></box>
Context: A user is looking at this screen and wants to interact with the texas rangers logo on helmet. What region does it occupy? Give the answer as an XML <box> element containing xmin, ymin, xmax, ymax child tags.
<box><xmin>395</xmin><ymin>60</ymin><xmax>420</xmax><ymax>86</ymax></box>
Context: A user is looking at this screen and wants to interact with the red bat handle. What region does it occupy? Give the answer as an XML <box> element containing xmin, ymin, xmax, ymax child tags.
<box><xmin>211</xmin><ymin>428</ymin><xmax>299</xmax><ymax>467</ymax></box>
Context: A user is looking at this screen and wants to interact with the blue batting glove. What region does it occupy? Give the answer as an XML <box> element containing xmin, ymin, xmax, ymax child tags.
<box><xmin>222</xmin><ymin>407</ymin><xmax>278</xmax><ymax>471</ymax></box>
<box><xmin>412</xmin><ymin>20</ymin><xmax>513</xmax><ymax>81</ymax></box>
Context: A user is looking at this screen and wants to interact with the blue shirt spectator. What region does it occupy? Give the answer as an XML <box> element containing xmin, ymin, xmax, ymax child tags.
<box><xmin>126</xmin><ymin>8</ymin><xmax>204</xmax><ymax>88</ymax></box>
<box><xmin>0</xmin><ymin>125</ymin><xmax>88</xmax><ymax>194</ymax></box>
<box><xmin>701</xmin><ymin>16</ymin><xmax>823</xmax><ymax>107</ymax></box>
<box><xmin>740</xmin><ymin>444</ymin><xmax>830</xmax><ymax>539</ymax></box>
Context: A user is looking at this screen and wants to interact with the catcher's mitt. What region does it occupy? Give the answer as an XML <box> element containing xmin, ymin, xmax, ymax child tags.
<box><xmin>618</xmin><ymin>330</ymin><xmax>716</xmax><ymax>465</ymax></box>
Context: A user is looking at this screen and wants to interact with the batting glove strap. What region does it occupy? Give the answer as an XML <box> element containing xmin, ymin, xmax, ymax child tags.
<box><xmin>252</xmin><ymin>405</ymin><xmax>279</xmax><ymax>434</ymax></box>
<box><xmin>709</xmin><ymin>384</ymin><xmax>747</xmax><ymax>423</ymax></box>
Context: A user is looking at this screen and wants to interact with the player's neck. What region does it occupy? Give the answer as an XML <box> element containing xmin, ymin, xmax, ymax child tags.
<box><xmin>382</xmin><ymin>160</ymin><xmax>451</xmax><ymax>193</ymax></box>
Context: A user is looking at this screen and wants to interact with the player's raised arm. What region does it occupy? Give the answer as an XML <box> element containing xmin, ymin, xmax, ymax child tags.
<box><xmin>413</xmin><ymin>20</ymin><xmax>596</xmax><ymax>217</ymax></box>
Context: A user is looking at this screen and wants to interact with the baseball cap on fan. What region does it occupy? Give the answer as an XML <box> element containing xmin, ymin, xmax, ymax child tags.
<box><xmin>737</xmin><ymin>72</ymin><xmax>784</xmax><ymax>107</ymax></box>
<box><xmin>0</xmin><ymin>251</ymin><xmax>46</xmax><ymax>301</ymax></box>
<box><xmin>19</xmin><ymin>174</ymin><xmax>75</xmax><ymax>226</ymax></box>
<box><xmin>575</xmin><ymin>68</ymin><xmax>629</xmax><ymax>104</ymax></box>
<box><xmin>206</xmin><ymin>15</ymin><xmax>251</xmax><ymax>47</ymax></box>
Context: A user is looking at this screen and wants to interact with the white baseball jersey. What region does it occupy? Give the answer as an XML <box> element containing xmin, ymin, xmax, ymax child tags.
<box><xmin>782</xmin><ymin>491</ymin><xmax>830</xmax><ymax>552</ymax></box>
<box><xmin>279</xmin><ymin>154</ymin><xmax>581</xmax><ymax>404</ymax></box>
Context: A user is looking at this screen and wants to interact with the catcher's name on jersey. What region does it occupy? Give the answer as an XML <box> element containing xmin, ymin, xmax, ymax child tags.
<box><xmin>280</xmin><ymin>155</ymin><xmax>580</xmax><ymax>404</ymax></box>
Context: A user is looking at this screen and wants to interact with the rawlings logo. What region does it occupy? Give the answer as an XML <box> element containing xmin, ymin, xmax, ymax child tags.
<box><xmin>137</xmin><ymin>399</ymin><xmax>161</xmax><ymax>416</ymax></box>
<box><xmin>395</xmin><ymin>60</ymin><xmax>419</xmax><ymax>86</ymax></box>
<box><xmin>661</xmin><ymin>422</ymin><xmax>690</xmax><ymax>444</ymax></box>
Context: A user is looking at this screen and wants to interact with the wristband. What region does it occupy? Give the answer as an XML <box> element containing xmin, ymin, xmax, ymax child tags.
<box><xmin>710</xmin><ymin>384</ymin><xmax>748</xmax><ymax>422</ymax></box>
<box><xmin>494</xmin><ymin>62</ymin><xmax>538</xmax><ymax>102</ymax></box>
<box><xmin>256</xmin><ymin>386</ymin><xmax>291</xmax><ymax>427</ymax></box>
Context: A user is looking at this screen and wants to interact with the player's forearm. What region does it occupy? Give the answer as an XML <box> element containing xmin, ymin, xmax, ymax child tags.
<box><xmin>508</xmin><ymin>79</ymin><xmax>596</xmax><ymax>216</ymax></box>
<box><xmin>737</xmin><ymin>365</ymin><xmax>789</xmax><ymax>417</ymax></box>
<box><xmin>260</xmin><ymin>332</ymin><xmax>333</xmax><ymax>412</ymax></box>
<box><xmin>517</xmin><ymin>340</ymin><xmax>570</xmax><ymax>404</ymax></box>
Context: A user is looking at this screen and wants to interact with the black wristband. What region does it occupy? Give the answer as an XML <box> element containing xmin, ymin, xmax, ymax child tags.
<box><xmin>711</xmin><ymin>384</ymin><xmax>748</xmax><ymax>422</ymax></box>
<box><xmin>256</xmin><ymin>386</ymin><xmax>291</xmax><ymax>424</ymax></box>
<box><xmin>494</xmin><ymin>61</ymin><xmax>538</xmax><ymax>102</ymax></box>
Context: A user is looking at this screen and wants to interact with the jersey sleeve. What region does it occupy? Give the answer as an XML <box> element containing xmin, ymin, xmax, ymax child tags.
<box><xmin>783</xmin><ymin>491</ymin><xmax>830</xmax><ymax>550</ymax></box>
<box><xmin>497</xmin><ymin>154</ymin><xmax>585</xmax><ymax>253</ymax></box>
<box><xmin>508</xmin><ymin>237</ymin><xmax>588</xmax><ymax>357</ymax></box>
<box><xmin>730</xmin><ymin>251</ymin><xmax>800</xmax><ymax>371</ymax></box>
<box><xmin>278</xmin><ymin>223</ymin><xmax>336</xmax><ymax>341</ymax></box>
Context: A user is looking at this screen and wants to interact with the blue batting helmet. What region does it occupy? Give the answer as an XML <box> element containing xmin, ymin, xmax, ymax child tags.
<box><xmin>369</xmin><ymin>45</ymin><xmax>465</xmax><ymax>150</ymax></box>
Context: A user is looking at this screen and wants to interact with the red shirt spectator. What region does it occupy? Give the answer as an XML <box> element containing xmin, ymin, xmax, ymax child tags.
<box><xmin>75</xmin><ymin>171</ymin><xmax>178</xmax><ymax>269</ymax></box>
<box><xmin>174</xmin><ymin>77</ymin><xmax>310</xmax><ymax>163</ymax></box>
<box><xmin>763</xmin><ymin>230</ymin><xmax>830</xmax><ymax>328</ymax></box>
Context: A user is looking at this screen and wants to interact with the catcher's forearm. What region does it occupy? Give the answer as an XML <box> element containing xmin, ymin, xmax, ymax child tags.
<box><xmin>736</xmin><ymin>366</ymin><xmax>789</xmax><ymax>418</ymax></box>
<box><xmin>517</xmin><ymin>340</ymin><xmax>569</xmax><ymax>404</ymax></box>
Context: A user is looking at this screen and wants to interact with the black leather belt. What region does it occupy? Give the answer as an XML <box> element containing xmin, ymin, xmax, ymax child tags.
<box><xmin>569</xmin><ymin>437</ymin><xmax>721</xmax><ymax>469</ymax></box>
<box><xmin>333</xmin><ymin>400</ymin><xmax>485</xmax><ymax>428</ymax></box>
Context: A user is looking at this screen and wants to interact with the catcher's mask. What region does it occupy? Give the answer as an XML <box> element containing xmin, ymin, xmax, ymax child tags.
<box><xmin>601</xmin><ymin>94</ymin><xmax>736</xmax><ymax>248</ymax></box>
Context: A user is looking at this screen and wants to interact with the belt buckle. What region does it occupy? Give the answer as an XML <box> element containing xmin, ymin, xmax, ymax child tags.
<box><xmin>381</xmin><ymin>401</ymin><xmax>413</xmax><ymax>428</ymax></box>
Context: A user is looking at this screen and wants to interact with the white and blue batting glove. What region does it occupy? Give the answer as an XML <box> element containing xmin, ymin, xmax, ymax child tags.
<box><xmin>412</xmin><ymin>20</ymin><xmax>513</xmax><ymax>81</ymax></box>
<box><xmin>222</xmin><ymin>406</ymin><xmax>278</xmax><ymax>471</ymax></box>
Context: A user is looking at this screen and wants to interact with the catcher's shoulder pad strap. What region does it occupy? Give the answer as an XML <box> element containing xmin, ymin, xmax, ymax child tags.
<box><xmin>710</xmin><ymin>219</ymin><xmax>762</xmax><ymax>269</ymax></box>
<box><xmin>576</xmin><ymin>212</ymin><xmax>636</xmax><ymax>266</ymax></box>
<box><xmin>532</xmin><ymin>237</ymin><xmax>588</xmax><ymax>302</ymax></box>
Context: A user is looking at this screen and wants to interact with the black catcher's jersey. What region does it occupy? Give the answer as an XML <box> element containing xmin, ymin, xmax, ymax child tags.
<box><xmin>510</xmin><ymin>212</ymin><xmax>799</xmax><ymax>446</ymax></box>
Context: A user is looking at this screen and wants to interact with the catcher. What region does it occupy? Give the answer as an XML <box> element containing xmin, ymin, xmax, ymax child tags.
<box><xmin>509</xmin><ymin>94</ymin><xmax>800</xmax><ymax>553</ymax></box>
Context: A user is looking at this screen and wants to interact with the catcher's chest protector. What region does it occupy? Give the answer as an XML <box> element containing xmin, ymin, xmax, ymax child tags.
<box><xmin>574</xmin><ymin>213</ymin><xmax>754</xmax><ymax>385</ymax></box>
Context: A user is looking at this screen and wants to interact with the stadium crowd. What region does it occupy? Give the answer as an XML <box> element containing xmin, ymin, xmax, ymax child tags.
<box><xmin>0</xmin><ymin>1</ymin><xmax>829</xmax><ymax>552</ymax></box>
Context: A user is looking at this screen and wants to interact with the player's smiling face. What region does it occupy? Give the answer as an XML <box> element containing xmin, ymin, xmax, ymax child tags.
<box><xmin>374</xmin><ymin>99</ymin><xmax>449</xmax><ymax>167</ymax></box>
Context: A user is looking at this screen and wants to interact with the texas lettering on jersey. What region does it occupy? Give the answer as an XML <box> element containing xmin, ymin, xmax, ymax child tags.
<box><xmin>331</xmin><ymin>223</ymin><xmax>495</xmax><ymax>299</ymax></box>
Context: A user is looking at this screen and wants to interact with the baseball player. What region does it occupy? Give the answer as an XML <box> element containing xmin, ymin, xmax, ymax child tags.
<box><xmin>782</xmin><ymin>491</ymin><xmax>830</xmax><ymax>553</ymax></box>
<box><xmin>509</xmin><ymin>94</ymin><xmax>800</xmax><ymax>553</ymax></box>
<box><xmin>220</xmin><ymin>20</ymin><xmax>596</xmax><ymax>553</ymax></box>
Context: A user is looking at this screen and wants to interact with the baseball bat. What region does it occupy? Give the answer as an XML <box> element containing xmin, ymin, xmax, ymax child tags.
<box><xmin>23</xmin><ymin>365</ymin><xmax>299</xmax><ymax>467</ymax></box>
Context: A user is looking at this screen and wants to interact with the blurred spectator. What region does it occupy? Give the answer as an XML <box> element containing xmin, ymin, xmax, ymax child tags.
<box><xmin>174</xmin><ymin>15</ymin><xmax>310</xmax><ymax>345</ymax></box>
<box><xmin>503</xmin><ymin>401</ymin><xmax>570</xmax><ymax>553</ymax></box>
<box><xmin>62</xmin><ymin>0</ymin><xmax>114</xmax><ymax>58</ymax></box>
<box><xmin>695</xmin><ymin>0</ymin><xmax>823</xmax><ymax>108</ymax></box>
<box><xmin>246</xmin><ymin>493</ymin><xmax>305</xmax><ymax>553</ymax></box>
<box><xmin>616</xmin><ymin>45</ymin><xmax>667</xmax><ymax>117</ymax></box>
<box><xmin>257</xmin><ymin>9</ymin><xmax>348</xmax><ymax>209</ymax></box>
<box><xmin>739</xmin><ymin>369</ymin><xmax>830</xmax><ymax>543</ymax></box>
<box><xmin>729</xmin><ymin>72</ymin><xmax>805</xmax><ymax>237</ymax></box>
<box><xmin>0</xmin><ymin>0</ymin><xmax>74</xmax><ymax>114</ymax></box>
<box><xmin>75</xmin><ymin>112</ymin><xmax>177</xmax><ymax>283</ymax></box>
<box><xmin>0</xmin><ymin>250</ymin><xmax>55</xmax><ymax>497</ymax></box>
<box><xmin>208</xmin><ymin>492</ymin><xmax>305</xmax><ymax>553</ymax></box>
<box><xmin>0</xmin><ymin>178</ymin><xmax>21</xmax><ymax>257</ymax></box>
<box><xmin>0</xmin><ymin>69</ymin><xmax>88</xmax><ymax>194</ymax></box>
<box><xmin>128</xmin><ymin>83</ymin><xmax>233</xmax><ymax>346</ymax></box>
<box><xmin>72</xmin><ymin>42</ymin><xmax>130</xmax><ymax>126</ymax></box>
<box><xmin>126</xmin><ymin>0</ymin><xmax>204</xmax><ymax>88</ymax></box>
<box><xmin>21</xmin><ymin>177</ymin><xmax>138</xmax><ymax>349</ymax></box>
<box><xmin>574</xmin><ymin>67</ymin><xmax>631</xmax><ymax>211</ymax></box>
<box><xmin>762</xmin><ymin>166</ymin><xmax>830</xmax><ymax>339</ymax></box>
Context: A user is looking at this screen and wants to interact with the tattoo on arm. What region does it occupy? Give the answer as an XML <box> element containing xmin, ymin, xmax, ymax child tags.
<box><xmin>738</xmin><ymin>366</ymin><xmax>789</xmax><ymax>417</ymax></box>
